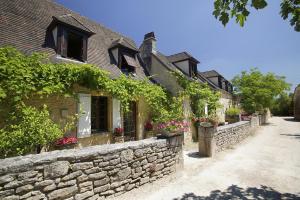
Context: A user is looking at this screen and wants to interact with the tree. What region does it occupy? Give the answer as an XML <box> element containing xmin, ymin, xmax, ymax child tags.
<box><xmin>213</xmin><ymin>0</ymin><xmax>300</xmax><ymax>31</ymax></box>
<box><xmin>270</xmin><ymin>93</ymin><xmax>294</xmax><ymax>116</ymax></box>
<box><xmin>232</xmin><ymin>68</ymin><xmax>290</xmax><ymax>113</ymax></box>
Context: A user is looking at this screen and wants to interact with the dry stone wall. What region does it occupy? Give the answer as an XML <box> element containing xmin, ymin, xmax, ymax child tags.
<box><xmin>0</xmin><ymin>138</ymin><xmax>182</xmax><ymax>200</ymax></box>
<box><xmin>215</xmin><ymin>121</ymin><xmax>252</xmax><ymax>153</ymax></box>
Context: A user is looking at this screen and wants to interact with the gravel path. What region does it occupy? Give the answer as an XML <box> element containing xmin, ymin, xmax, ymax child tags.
<box><xmin>111</xmin><ymin>117</ymin><xmax>300</xmax><ymax>200</ymax></box>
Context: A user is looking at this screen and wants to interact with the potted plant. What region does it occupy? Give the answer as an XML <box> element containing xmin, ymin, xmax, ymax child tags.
<box><xmin>225</xmin><ymin>107</ymin><xmax>241</xmax><ymax>124</ymax></box>
<box><xmin>156</xmin><ymin>120</ymin><xmax>189</xmax><ymax>137</ymax></box>
<box><xmin>113</xmin><ymin>127</ymin><xmax>124</xmax><ymax>143</ymax></box>
<box><xmin>144</xmin><ymin>121</ymin><xmax>155</xmax><ymax>138</ymax></box>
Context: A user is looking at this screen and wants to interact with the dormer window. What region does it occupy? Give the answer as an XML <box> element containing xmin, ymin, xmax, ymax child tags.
<box><xmin>189</xmin><ymin>62</ymin><xmax>197</xmax><ymax>77</ymax></box>
<box><xmin>120</xmin><ymin>53</ymin><xmax>137</xmax><ymax>74</ymax></box>
<box><xmin>49</xmin><ymin>15</ymin><xmax>94</xmax><ymax>62</ymax></box>
<box><xmin>109</xmin><ymin>37</ymin><xmax>139</xmax><ymax>75</ymax></box>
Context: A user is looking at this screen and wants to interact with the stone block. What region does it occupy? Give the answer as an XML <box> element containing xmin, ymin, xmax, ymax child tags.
<box><xmin>42</xmin><ymin>183</ymin><xmax>56</xmax><ymax>192</ymax></box>
<box><xmin>18</xmin><ymin>171</ymin><xmax>38</xmax><ymax>180</ymax></box>
<box><xmin>94</xmin><ymin>184</ymin><xmax>109</xmax><ymax>194</ymax></box>
<box><xmin>94</xmin><ymin>177</ymin><xmax>110</xmax><ymax>187</ymax></box>
<box><xmin>57</xmin><ymin>180</ymin><xmax>76</xmax><ymax>188</ymax></box>
<box><xmin>88</xmin><ymin>171</ymin><xmax>107</xmax><ymax>180</ymax></box>
<box><xmin>47</xmin><ymin>185</ymin><xmax>78</xmax><ymax>200</ymax></box>
<box><xmin>16</xmin><ymin>184</ymin><xmax>33</xmax><ymax>194</ymax></box>
<box><xmin>62</xmin><ymin>171</ymin><xmax>82</xmax><ymax>181</ymax></box>
<box><xmin>44</xmin><ymin>161</ymin><xmax>70</xmax><ymax>178</ymax></box>
<box><xmin>75</xmin><ymin>190</ymin><xmax>94</xmax><ymax>200</ymax></box>
<box><xmin>71</xmin><ymin>162</ymin><xmax>93</xmax><ymax>171</ymax></box>
<box><xmin>117</xmin><ymin>167</ymin><xmax>131</xmax><ymax>181</ymax></box>
<box><xmin>120</xmin><ymin>149</ymin><xmax>134</xmax><ymax>162</ymax></box>
<box><xmin>0</xmin><ymin>175</ymin><xmax>15</xmax><ymax>185</ymax></box>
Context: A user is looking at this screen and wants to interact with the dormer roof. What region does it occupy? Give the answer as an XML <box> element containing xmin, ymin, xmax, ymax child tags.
<box><xmin>167</xmin><ymin>52</ymin><xmax>200</xmax><ymax>64</ymax></box>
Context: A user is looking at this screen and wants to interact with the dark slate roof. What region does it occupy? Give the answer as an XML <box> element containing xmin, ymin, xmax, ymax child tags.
<box><xmin>197</xmin><ymin>72</ymin><xmax>218</xmax><ymax>89</ymax></box>
<box><xmin>201</xmin><ymin>70</ymin><xmax>233</xmax><ymax>87</ymax></box>
<box><xmin>167</xmin><ymin>52</ymin><xmax>199</xmax><ymax>64</ymax></box>
<box><xmin>53</xmin><ymin>14</ymin><xmax>93</xmax><ymax>34</ymax></box>
<box><xmin>200</xmin><ymin>70</ymin><xmax>220</xmax><ymax>78</ymax></box>
<box><xmin>0</xmin><ymin>0</ymin><xmax>147</xmax><ymax>80</ymax></box>
<box><xmin>109</xmin><ymin>37</ymin><xmax>138</xmax><ymax>52</ymax></box>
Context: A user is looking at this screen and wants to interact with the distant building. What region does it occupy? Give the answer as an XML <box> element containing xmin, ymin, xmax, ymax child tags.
<box><xmin>200</xmin><ymin>70</ymin><xmax>234</xmax><ymax>123</ymax></box>
<box><xmin>294</xmin><ymin>85</ymin><xmax>300</xmax><ymax>120</ymax></box>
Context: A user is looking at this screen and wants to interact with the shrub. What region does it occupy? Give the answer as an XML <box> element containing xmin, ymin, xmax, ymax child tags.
<box><xmin>225</xmin><ymin>107</ymin><xmax>241</xmax><ymax>116</ymax></box>
<box><xmin>0</xmin><ymin>106</ymin><xmax>64</xmax><ymax>158</ymax></box>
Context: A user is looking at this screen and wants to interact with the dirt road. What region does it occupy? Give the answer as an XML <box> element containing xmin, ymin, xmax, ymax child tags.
<box><xmin>112</xmin><ymin>117</ymin><xmax>300</xmax><ymax>200</ymax></box>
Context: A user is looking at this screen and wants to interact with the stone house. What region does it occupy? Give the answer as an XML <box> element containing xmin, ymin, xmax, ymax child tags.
<box><xmin>200</xmin><ymin>70</ymin><xmax>234</xmax><ymax>123</ymax></box>
<box><xmin>0</xmin><ymin>0</ymin><xmax>152</xmax><ymax>147</ymax></box>
<box><xmin>139</xmin><ymin>32</ymin><xmax>226</xmax><ymax>142</ymax></box>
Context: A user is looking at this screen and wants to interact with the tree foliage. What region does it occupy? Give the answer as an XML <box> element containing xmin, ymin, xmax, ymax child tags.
<box><xmin>270</xmin><ymin>93</ymin><xmax>294</xmax><ymax>116</ymax></box>
<box><xmin>213</xmin><ymin>0</ymin><xmax>300</xmax><ymax>31</ymax></box>
<box><xmin>232</xmin><ymin>68</ymin><xmax>290</xmax><ymax>113</ymax></box>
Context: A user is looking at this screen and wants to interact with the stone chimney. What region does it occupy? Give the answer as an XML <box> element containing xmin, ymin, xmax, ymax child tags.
<box><xmin>140</xmin><ymin>32</ymin><xmax>157</xmax><ymax>59</ymax></box>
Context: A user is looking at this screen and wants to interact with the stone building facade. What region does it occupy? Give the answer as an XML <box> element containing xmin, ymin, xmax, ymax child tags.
<box><xmin>0</xmin><ymin>0</ymin><xmax>152</xmax><ymax>146</ymax></box>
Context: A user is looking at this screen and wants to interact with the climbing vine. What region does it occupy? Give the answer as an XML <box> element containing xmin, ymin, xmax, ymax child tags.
<box><xmin>172</xmin><ymin>70</ymin><xmax>221</xmax><ymax>118</ymax></box>
<box><xmin>0</xmin><ymin>47</ymin><xmax>174</xmax><ymax>157</ymax></box>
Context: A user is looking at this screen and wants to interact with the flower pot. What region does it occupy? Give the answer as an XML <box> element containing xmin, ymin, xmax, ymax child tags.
<box><xmin>157</xmin><ymin>132</ymin><xmax>184</xmax><ymax>147</ymax></box>
<box><xmin>113</xmin><ymin>135</ymin><xmax>124</xmax><ymax>143</ymax></box>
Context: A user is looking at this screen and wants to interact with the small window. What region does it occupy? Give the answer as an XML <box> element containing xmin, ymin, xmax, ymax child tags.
<box><xmin>57</xmin><ymin>26</ymin><xmax>88</xmax><ymax>62</ymax></box>
<box><xmin>189</xmin><ymin>62</ymin><xmax>197</xmax><ymax>77</ymax></box>
<box><xmin>120</xmin><ymin>54</ymin><xmax>136</xmax><ymax>75</ymax></box>
<box><xmin>91</xmin><ymin>96</ymin><xmax>108</xmax><ymax>133</ymax></box>
<box><xmin>67</xmin><ymin>32</ymin><xmax>83</xmax><ymax>60</ymax></box>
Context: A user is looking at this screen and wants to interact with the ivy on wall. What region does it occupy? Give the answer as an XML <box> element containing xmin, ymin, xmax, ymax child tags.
<box><xmin>0</xmin><ymin>47</ymin><xmax>180</xmax><ymax>157</ymax></box>
<box><xmin>0</xmin><ymin>47</ymin><xmax>221</xmax><ymax>157</ymax></box>
<box><xmin>172</xmin><ymin>70</ymin><xmax>221</xmax><ymax>118</ymax></box>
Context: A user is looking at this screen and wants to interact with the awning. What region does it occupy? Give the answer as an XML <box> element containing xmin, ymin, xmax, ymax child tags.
<box><xmin>123</xmin><ymin>54</ymin><xmax>138</xmax><ymax>68</ymax></box>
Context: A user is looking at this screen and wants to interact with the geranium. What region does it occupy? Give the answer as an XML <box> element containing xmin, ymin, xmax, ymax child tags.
<box><xmin>156</xmin><ymin>120</ymin><xmax>189</xmax><ymax>133</ymax></box>
<box><xmin>144</xmin><ymin>121</ymin><xmax>153</xmax><ymax>131</ymax></box>
<box><xmin>114</xmin><ymin>127</ymin><xmax>124</xmax><ymax>136</ymax></box>
<box><xmin>55</xmin><ymin>136</ymin><xmax>78</xmax><ymax>146</ymax></box>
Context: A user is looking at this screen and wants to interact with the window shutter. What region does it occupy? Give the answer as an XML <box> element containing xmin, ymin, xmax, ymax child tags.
<box><xmin>57</xmin><ymin>26</ymin><xmax>63</xmax><ymax>55</ymax></box>
<box><xmin>81</xmin><ymin>36</ymin><xmax>88</xmax><ymax>61</ymax></box>
<box><xmin>61</xmin><ymin>29</ymin><xmax>68</xmax><ymax>57</ymax></box>
<box><xmin>77</xmin><ymin>93</ymin><xmax>91</xmax><ymax>138</ymax></box>
<box><xmin>112</xmin><ymin>98</ymin><xmax>121</xmax><ymax>129</ymax></box>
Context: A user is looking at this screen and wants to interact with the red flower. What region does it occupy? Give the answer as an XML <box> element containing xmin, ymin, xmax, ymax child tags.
<box><xmin>114</xmin><ymin>127</ymin><xmax>124</xmax><ymax>135</ymax></box>
<box><xmin>55</xmin><ymin>137</ymin><xmax>78</xmax><ymax>146</ymax></box>
<box><xmin>144</xmin><ymin>121</ymin><xmax>153</xmax><ymax>131</ymax></box>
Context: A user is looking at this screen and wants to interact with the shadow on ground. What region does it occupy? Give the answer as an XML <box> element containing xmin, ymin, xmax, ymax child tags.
<box><xmin>173</xmin><ymin>185</ymin><xmax>300</xmax><ymax>200</ymax></box>
<box><xmin>186</xmin><ymin>152</ymin><xmax>207</xmax><ymax>159</ymax></box>
<box><xmin>280</xmin><ymin>133</ymin><xmax>300</xmax><ymax>140</ymax></box>
<box><xmin>283</xmin><ymin>117</ymin><xmax>300</xmax><ymax>122</ymax></box>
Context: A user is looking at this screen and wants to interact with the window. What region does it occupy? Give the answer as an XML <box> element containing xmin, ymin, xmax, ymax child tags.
<box><xmin>189</xmin><ymin>62</ymin><xmax>197</xmax><ymax>77</ymax></box>
<box><xmin>67</xmin><ymin>32</ymin><xmax>83</xmax><ymax>60</ymax></box>
<box><xmin>120</xmin><ymin>54</ymin><xmax>136</xmax><ymax>75</ymax></box>
<box><xmin>91</xmin><ymin>96</ymin><xmax>108</xmax><ymax>133</ymax></box>
<box><xmin>57</xmin><ymin>26</ymin><xmax>88</xmax><ymax>62</ymax></box>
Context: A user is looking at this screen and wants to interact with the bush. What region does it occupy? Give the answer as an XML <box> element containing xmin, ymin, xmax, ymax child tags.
<box><xmin>225</xmin><ymin>107</ymin><xmax>241</xmax><ymax>116</ymax></box>
<box><xmin>0</xmin><ymin>106</ymin><xmax>64</xmax><ymax>158</ymax></box>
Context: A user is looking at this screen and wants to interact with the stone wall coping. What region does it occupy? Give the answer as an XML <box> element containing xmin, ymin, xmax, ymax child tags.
<box><xmin>0</xmin><ymin>138</ymin><xmax>165</xmax><ymax>174</ymax></box>
<box><xmin>217</xmin><ymin>121</ymin><xmax>249</xmax><ymax>132</ymax></box>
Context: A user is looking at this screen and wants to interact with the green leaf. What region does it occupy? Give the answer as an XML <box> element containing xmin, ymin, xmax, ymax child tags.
<box><xmin>252</xmin><ymin>0</ymin><xmax>268</xmax><ymax>9</ymax></box>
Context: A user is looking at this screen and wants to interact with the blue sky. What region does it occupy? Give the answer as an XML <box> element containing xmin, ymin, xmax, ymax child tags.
<box><xmin>56</xmin><ymin>0</ymin><xmax>300</xmax><ymax>91</ymax></box>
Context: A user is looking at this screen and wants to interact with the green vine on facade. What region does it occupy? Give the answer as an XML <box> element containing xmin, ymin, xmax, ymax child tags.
<box><xmin>172</xmin><ymin>70</ymin><xmax>221</xmax><ymax>118</ymax></box>
<box><xmin>0</xmin><ymin>47</ymin><xmax>173</xmax><ymax>157</ymax></box>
